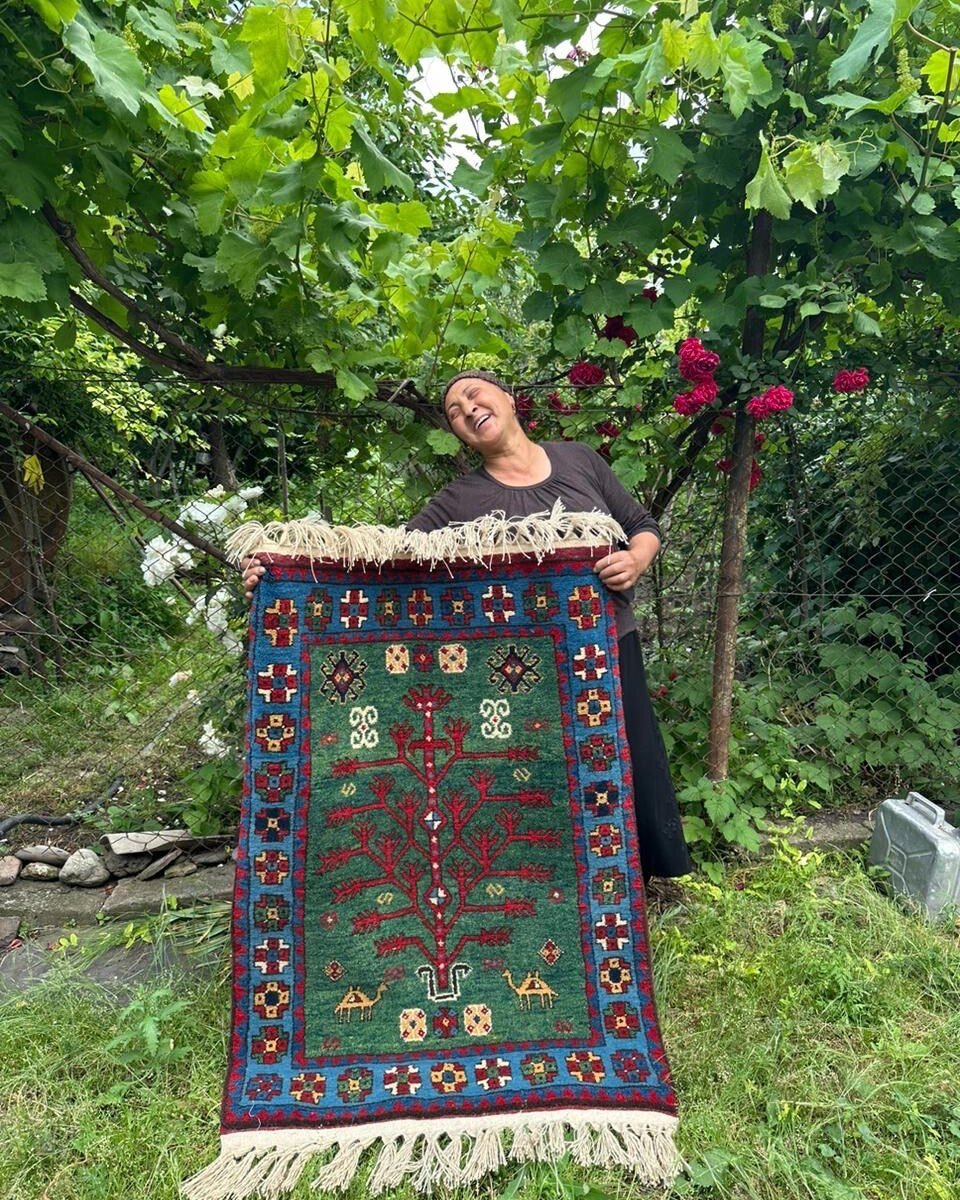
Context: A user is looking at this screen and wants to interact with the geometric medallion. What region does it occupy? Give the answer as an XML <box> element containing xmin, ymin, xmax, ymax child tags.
<box><xmin>487</xmin><ymin>643</ymin><xmax>541</xmax><ymax>694</ymax></box>
<box><xmin>318</xmin><ymin>649</ymin><xmax>368</xmax><ymax>704</ymax></box>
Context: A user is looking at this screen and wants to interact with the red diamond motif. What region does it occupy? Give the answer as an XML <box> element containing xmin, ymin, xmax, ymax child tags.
<box><xmin>539</xmin><ymin>938</ymin><xmax>562</xmax><ymax>967</ymax></box>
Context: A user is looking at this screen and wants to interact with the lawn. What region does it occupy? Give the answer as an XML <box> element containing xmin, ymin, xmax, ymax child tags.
<box><xmin>3</xmin><ymin>848</ymin><xmax>959</xmax><ymax>1200</ymax></box>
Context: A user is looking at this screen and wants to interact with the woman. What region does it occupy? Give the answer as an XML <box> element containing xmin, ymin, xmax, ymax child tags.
<box><xmin>411</xmin><ymin>370</ymin><xmax>689</xmax><ymax>880</ymax></box>
<box><xmin>244</xmin><ymin>369</ymin><xmax>690</xmax><ymax>879</ymax></box>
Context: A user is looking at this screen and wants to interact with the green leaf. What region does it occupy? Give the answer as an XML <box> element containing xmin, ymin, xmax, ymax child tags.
<box><xmin>596</xmin><ymin>206</ymin><xmax>662</xmax><ymax>247</ymax></box>
<box><xmin>851</xmin><ymin>309</ymin><xmax>882</xmax><ymax>336</ymax></box>
<box><xmin>661</xmin><ymin>20</ymin><xmax>688</xmax><ymax>72</ymax></box>
<box><xmin>908</xmin><ymin>192</ymin><xmax>935</xmax><ymax>215</ymax></box>
<box><xmin>846</xmin><ymin>137</ymin><xmax>885</xmax><ymax>178</ymax></box>
<box><xmin>157</xmin><ymin>84</ymin><xmax>208</xmax><ymax>132</ymax></box>
<box><xmin>426</xmin><ymin>428</ymin><xmax>462</xmax><ymax>456</ymax></box>
<box><xmin>580</xmin><ymin>279</ymin><xmax>632</xmax><ymax>316</ymax></box>
<box><xmin>518</xmin><ymin>180</ymin><xmax>555</xmax><ymax>220</ymax></box>
<box><xmin>745</xmin><ymin>139</ymin><xmax>792</xmax><ymax>220</ymax></box>
<box><xmin>25</xmin><ymin>0</ymin><xmax>78</xmax><ymax>31</ymax></box>
<box><xmin>537</xmin><ymin>241</ymin><xmax>588</xmax><ymax>289</ymax></box>
<box><xmin>522</xmin><ymin>290</ymin><xmax>554</xmax><ymax>323</ymax></box>
<box><xmin>0</xmin><ymin>94</ymin><xmax>23</xmax><ymax>152</ymax></box>
<box><xmin>687</xmin><ymin>13</ymin><xmax>720</xmax><ymax>78</ymax></box>
<box><xmin>210</xmin><ymin>37</ymin><xmax>251</xmax><ymax>79</ymax></box>
<box><xmin>0</xmin><ymin>146</ymin><xmax>54</xmax><ymax>209</ymax></box>
<box><xmin>522</xmin><ymin>121</ymin><xmax>565</xmax><ymax>167</ymax></box>
<box><xmin>783</xmin><ymin>141</ymin><xmax>850</xmax><ymax>211</ymax></box>
<box><xmin>718</xmin><ymin>32</ymin><xmax>772</xmax><ymax>118</ymax></box>
<box><xmin>352</xmin><ymin>125</ymin><xmax>414</xmax><ymax>196</ymax></box>
<box><xmin>52</xmin><ymin>320</ymin><xmax>76</xmax><ymax>349</ymax></box>
<box><xmin>662</xmin><ymin>276</ymin><xmax>693</xmax><ymax>307</ymax></box>
<box><xmin>0</xmin><ymin>262</ymin><xmax>46</xmax><ymax>301</ymax></box>
<box><xmin>0</xmin><ymin>211</ymin><xmax>62</xmax><ymax>274</ymax></box>
<box><xmin>324</xmin><ymin>104</ymin><xmax>357</xmax><ymax>153</ymax></box>
<box><xmin>372</xmin><ymin>201</ymin><xmax>432</xmax><ymax>235</ymax></box>
<box><xmin>444</xmin><ymin>318</ymin><xmax>488</xmax><ymax>347</ymax></box>
<box><xmin>819</xmin><ymin>87</ymin><xmax>915</xmax><ymax>115</ymax></box>
<box><xmin>237</xmin><ymin>5</ymin><xmax>289</xmax><ymax>89</ymax></box>
<box><xmin>827</xmin><ymin>0</ymin><xmax>916</xmax><ymax>87</ymax></box>
<box><xmin>647</xmin><ymin>127</ymin><xmax>694</xmax><ymax>184</ymax></box>
<box><xmin>190</xmin><ymin>170</ymin><xmax>230</xmax><ymax>236</ymax></box>
<box><xmin>63</xmin><ymin>18</ymin><xmax>146</xmax><ymax>115</ymax></box>
<box><xmin>912</xmin><ymin>217</ymin><xmax>960</xmax><ymax>261</ymax></box>
<box><xmin>335</xmin><ymin>366</ymin><xmax>371</xmax><ymax>401</ymax></box>
<box><xmin>215</xmin><ymin>231</ymin><xmax>268</xmax><ymax>298</ymax></box>
<box><xmin>921</xmin><ymin>49</ymin><xmax>953</xmax><ymax>94</ymax></box>
<box><xmin>128</xmin><ymin>5</ymin><xmax>191</xmax><ymax>51</ymax></box>
<box><xmin>548</xmin><ymin>62</ymin><xmax>599</xmax><ymax>125</ymax></box>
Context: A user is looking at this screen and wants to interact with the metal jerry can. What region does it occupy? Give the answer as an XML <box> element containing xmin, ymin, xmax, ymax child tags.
<box><xmin>869</xmin><ymin>792</ymin><xmax>960</xmax><ymax>919</ymax></box>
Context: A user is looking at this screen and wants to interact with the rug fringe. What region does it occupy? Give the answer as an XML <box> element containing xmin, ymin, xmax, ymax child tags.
<box><xmin>225</xmin><ymin>501</ymin><xmax>625</xmax><ymax>568</ymax></box>
<box><xmin>181</xmin><ymin>1112</ymin><xmax>679</xmax><ymax>1199</ymax></box>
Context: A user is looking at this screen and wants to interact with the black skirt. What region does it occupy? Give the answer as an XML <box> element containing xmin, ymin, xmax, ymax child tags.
<box><xmin>618</xmin><ymin>632</ymin><xmax>691</xmax><ymax>880</ymax></box>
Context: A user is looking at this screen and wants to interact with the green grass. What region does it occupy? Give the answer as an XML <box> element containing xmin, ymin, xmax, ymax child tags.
<box><xmin>0</xmin><ymin>630</ymin><xmax>229</xmax><ymax>821</ymax></box>
<box><xmin>3</xmin><ymin>849</ymin><xmax>960</xmax><ymax>1200</ymax></box>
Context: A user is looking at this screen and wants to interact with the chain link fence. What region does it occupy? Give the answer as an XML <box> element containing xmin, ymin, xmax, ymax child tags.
<box><xmin>2</xmin><ymin>370</ymin><xmax>958</xmax><ymax>844</ymax></box>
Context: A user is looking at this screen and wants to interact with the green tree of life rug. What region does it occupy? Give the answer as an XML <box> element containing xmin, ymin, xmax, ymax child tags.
<box><xmin>184</xmin><ymin>509</ymin><xmax>679</xmax><ymax>1199</ymax></box>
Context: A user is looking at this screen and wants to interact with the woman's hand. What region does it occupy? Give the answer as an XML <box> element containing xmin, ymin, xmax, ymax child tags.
<box><xmin>242</xmin><ymin>557</ymin><xmax>266</xmax><ymax>601</ymax></box>
<box><xmin>594</xmin><ymin>532</ymin><xmax>660</xmax><ymax>592</ymax></box>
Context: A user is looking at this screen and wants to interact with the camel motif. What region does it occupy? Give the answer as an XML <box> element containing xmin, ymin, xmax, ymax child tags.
<box><xmin>334</xmin><ymin>981</ymin><xmax>388</xmax><ymax>1022</ymax></box>
<box><xmin>501</xmin><ymin>968</ymin><xmax>558</xmax><ymax>1010</ymax></box>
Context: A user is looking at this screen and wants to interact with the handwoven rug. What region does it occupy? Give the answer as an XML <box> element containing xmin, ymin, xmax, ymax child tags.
<box><xmin>184</xmin><ymin>509</ymin><xmax>679</xmax><ymax>1199</ymax></box>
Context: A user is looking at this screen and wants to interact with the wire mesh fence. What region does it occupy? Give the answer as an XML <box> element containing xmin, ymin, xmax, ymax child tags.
<box><xmin>2</xmin><ymin>371</ymin><xmax>958</xmax><ymax>842</ymax></box>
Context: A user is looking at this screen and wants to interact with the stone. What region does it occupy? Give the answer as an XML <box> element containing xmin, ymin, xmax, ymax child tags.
<box><xmin>21</xmin><ymin>862</ymin><xmax>61</xmax><ymax>882</ymax></box>
<box><xmin>102</xmin><ymin>829</ymin><xmax>195</xmax><ymax>855</ymax></box>
<box><xmin>0</xmin><ymin>915</ymin><xmax>20</xmax><ymax>952</ymax></box>
<box><xmin>164</xmin><ymin>860</ymin><xmax>198</xmax><ymax>879</ymax></box>
<box><xmin>763</xmin><ymin>806</ymin><xmax>873</xmax><ymax>855</ymax></box>
<box><xmin>102</xmin><ymin>830</ymin><xmax>230</xmax><ymax>856</ymax></box>
<box><xmin>100</xmin><ymin>846</ymin><xmax>153</xmax><ymax>878</ymax></box>
<box><xmin>0</xmin><ymin>856</ymin><xmax>21</xmax><ymax>887</ymax></box>
<box><xmin>0</xmin><ymin>880</ymin><xmax>105</xmax><ymax>929</ymax></box>
<box><xmin>59</xmin><ymin>848</ymin><xmax>111</xmax><ymax>888</ymax></box>
<box><xmin>99</xmin><ymin>864</ymin><xmax>235</xmax><ymax>919</ymax></box>
<box><xmin>190</xmin><ymin>846</ymin><xmax>231</xmax><ymax>867</ymax></box>
<box><xmin>135</xmin><ymin>848</ymin><xmax>182</xmax><ymax>881</ymax></box>
<box><xmin>14</xmin><ymin>844</ymin><xmax>70</xmax><ymax>867</ymax></box>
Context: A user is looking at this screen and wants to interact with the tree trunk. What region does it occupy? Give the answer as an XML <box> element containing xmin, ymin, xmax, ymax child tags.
<box><xmin>207</xmin><ymin>416</ymin><xmax>238</xmax><ymax>490</ymax></box>
<box><xmin>706</xmin><ymin>212</ymin><xmax>772</xmax><ymax>781</ymax></box>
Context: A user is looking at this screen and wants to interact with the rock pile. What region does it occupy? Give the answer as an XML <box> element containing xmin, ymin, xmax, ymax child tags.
<box><xmin>0</xmin><ymin>830</ymin><xmax>233</xmax><ymax>890</ymax></box>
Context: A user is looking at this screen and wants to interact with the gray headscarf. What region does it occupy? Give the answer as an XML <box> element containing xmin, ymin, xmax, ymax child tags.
<box><xmin>440</xmin><ymin>370</ymin><xmax>513</xmax><ymax>409</ymax></box>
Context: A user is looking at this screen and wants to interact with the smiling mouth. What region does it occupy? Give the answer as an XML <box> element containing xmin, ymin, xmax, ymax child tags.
<box><xmin>474</xmin><ymin>414</ymin><xmax>491</xmax><ymax>431</ymax></box>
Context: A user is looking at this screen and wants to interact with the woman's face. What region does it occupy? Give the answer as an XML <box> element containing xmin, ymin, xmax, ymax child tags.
<box><xmin>443</xmin><ymin>378</ymin><xmax>516</xmax><ymax>452</ymax></box>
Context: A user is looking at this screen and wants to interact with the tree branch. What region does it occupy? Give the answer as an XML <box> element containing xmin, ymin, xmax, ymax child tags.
<box><xmin>67</xmin><ymin>290</ymin><xmax>189</xmax><ymax>373</ymax></box>
<box><xmin>44</xmin><ymin>203</ymin><xmax>210</xmax><ymax>369</ymax></box>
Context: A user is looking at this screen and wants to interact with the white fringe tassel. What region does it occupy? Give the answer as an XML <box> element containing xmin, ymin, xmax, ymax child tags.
<box><xmin>181</xmin><ymin>1110</ymin><xmax>679</xmax><ymax>1199</ymax></box>
<box><xmin>225</xmin><ymin>501</ymin><xmax>626</xmax><ymax>569</ymax></box>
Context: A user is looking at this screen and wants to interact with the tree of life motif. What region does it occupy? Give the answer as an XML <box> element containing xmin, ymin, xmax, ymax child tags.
<box><xmin>320</xmin><ymin>684</ymin><xmax>559</xmax><ymax>1000</ymax></box>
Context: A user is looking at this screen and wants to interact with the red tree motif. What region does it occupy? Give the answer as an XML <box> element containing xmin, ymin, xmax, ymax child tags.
<box><xmin>320</xmin><ymin>685</ymin><xmax>558</xmax><ymax>999</ymax></box>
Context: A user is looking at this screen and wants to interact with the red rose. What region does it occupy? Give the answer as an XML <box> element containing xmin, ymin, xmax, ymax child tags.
<box><xmin>678</xmin><ymin>337</ymin><xmax>720</xmax><ymax>383</ymax></box>
<box><xmin>568</xmin><ymin>361</ymin><xmax>606</xmax><ymax>387</ymax></box>
<box><xmin>832</xmin><ymin>367</ymin><xmax>870</xmax><ymax>394</ymax></box>
<box><xmin>600</xmin><ymin>315</ymin><xmax>637</xmax><ymax>346</ymax></box>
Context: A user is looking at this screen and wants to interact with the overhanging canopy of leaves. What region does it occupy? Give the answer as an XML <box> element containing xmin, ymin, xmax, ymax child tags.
<box><xmin>1</xmin><ymin>0</ymin><xmax>958</xmax><ymax>433</ymax></box>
